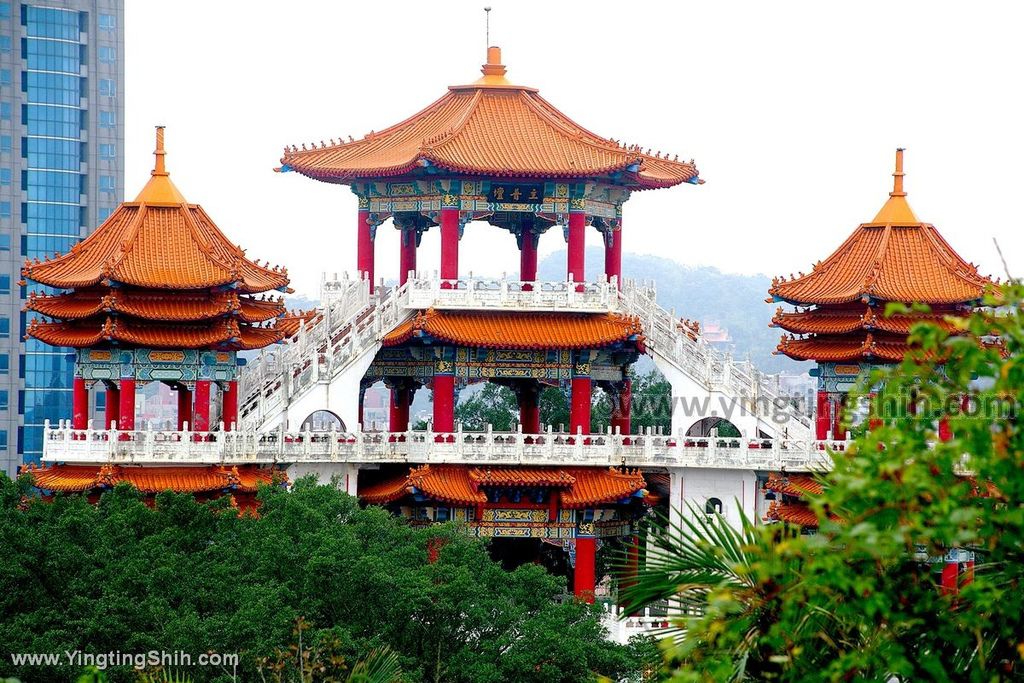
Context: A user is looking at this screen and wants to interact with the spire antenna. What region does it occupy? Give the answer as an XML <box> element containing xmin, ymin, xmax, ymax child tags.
<box><xmin>484</xmin><ymin>7</ymin><xmax>491</xmax><ymax>51</ymax></box>
<box><xmin>891</xmin><ymin>147</ymin><xmax>906</xmax><ymax>197</ymax></box>
<box><xmin>154</xmin><ymin>125</ymin><xmax>167</xmax><ymax>176</ymax></box>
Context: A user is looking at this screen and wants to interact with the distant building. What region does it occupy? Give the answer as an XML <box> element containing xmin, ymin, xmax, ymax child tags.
<box><xmin>0</xmin><ymin>0</ymin><xmax>125</xmax><ymax>474</ymax></box>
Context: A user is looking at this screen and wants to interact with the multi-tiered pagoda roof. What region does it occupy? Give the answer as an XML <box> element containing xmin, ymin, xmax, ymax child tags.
<box><xmin>279</xmin><ymin>47</ymin><xmax>699</xmax><ymax>190</ymax></box>
<box><xmin>769</xmin><ymin>149</ymin><xmax>991</xmax><ymax>363</ymax></box>
<box><xmin>23</xmin><ymin>127</ymin><xmax>290</xmax><ymax>351</ymax></box>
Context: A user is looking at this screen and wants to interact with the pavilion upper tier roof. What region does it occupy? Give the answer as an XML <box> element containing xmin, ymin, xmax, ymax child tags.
<box><xmin>23</xmin><ymin>128</ymin><xmax>290</xmax><ymax>294</ymax></box>
<box><xmin>26</xmin><ymin>463</ymin><xmax>280</xmax><ymax>494</ymax></box>
<box><xmin>771</xmin><ymin>304</ymin><xmax>961</xmax><ymax>336</ymax></box>
<box><xmin>26</xmin><ymin>289</ymin><xmax>283</xmax><ymax>324</ymax></box>
<box><xmin>768</xmin><ymin>150</ymin><xmax>991</xmax><ymax>306</ymax></box>
<box><xmin>382</xmin><ymin>309</ymin><xmax>644</xmax><ymax>350</ymax></box>
<box><xmin>280</xmin><ymin>47</ymin><xmax>700</xmax><ymax>190</ymax></box>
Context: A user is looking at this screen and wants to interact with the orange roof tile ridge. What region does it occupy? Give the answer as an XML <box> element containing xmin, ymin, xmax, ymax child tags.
<box><xmin>527</xmin><ymin>93</ymin><xmax>636</xmax><ymax>160</ymax></box>
<box><xmin>422</xmin><ymin>89</ymin><xmax>484</xmax><ymax>154</ymax></box>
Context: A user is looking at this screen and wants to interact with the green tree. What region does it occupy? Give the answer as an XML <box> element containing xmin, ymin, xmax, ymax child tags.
<box><xmin>621</xmin><ymin>283</ymin><xmax>1024</xmax><ymax>681</ymax></box>
<box><xmin>0</xmin><ymin>476</ymin><xmax>646</xmax><ymax>683</ymax></box>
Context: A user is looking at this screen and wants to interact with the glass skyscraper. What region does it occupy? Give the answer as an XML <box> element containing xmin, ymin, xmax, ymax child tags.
<box><xmin>0</xmin><ymin>0</ymin><xmax>124</xmax><ymax>473</ymax></box>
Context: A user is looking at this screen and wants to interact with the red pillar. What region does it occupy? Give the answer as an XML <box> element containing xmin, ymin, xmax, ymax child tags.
<box><xmin>399</xmin><ymin>227</ymin><xmax>417</xmax><ymax>285</ymax></box>
<box><xmin>440</xmin><ymin>207</ymin><xmax>459</xmax><ymax>284</ymax></box>
<box><xmin>356</xmin><ymin>207</ymin><xmax>375</xmax><ymax>292</ymax></box>
<box><xmin>604</xmin><ymin>226</ymin><xmax>622</xmax><ymax>287</ymax></box>
<box><xmin>194</xmin><ymin>379</ymin><xmax>211</xmax><ymax>432</ymax></box>
<box><xmin>72</xmin><ymin>377</ymin><xmax>89</xmax><ymax>429</ymax></box>
<box><xmin>177</xmin><ymin>386</ymin><xmax>193</xmax><ymax>431</ymax></box>
<box><xmin>611</xmin><ymin>379</ymin><xmax>632</xmax><ymax>437</ymax></box>
<box><xmin>574</xmin><ymin>536</ymin><xmax>596</xmax><ymax>602</ymax></box>
<box><xmin>520</xmin><ymin>229</ymin><xmax>538</xmax><ymax>283</ymax></box>
<box><xmin>518</xmin><ymin>385</ymin><xmax>540</xmax><ymax>434</ymax></box>
<box><xmin>433</xmin><ymin>374</ymin><xmax>456</xmax><ymax>433</ymax></box>
<box><xmin>832</xmin><ymin>395</ymin><xmax>847</xmax><ymax>440</ymax></box>
<box><xmin>815</xmin><ymin>390</ymin><xmax>830</xmax><ymax>440</ymax></box>
<box><xmin>104</xmin><ymin>383</ymin><xmax>120</xmax><ymax>430</ymax></box>
<box><xmin>567</xmin><ymin>211</ymin><xmax>586</xmax><ymax>283</ymax></box>
<box><xmin>390</xmin><ymin>386</ymin><xmax>411</xmax><ymax>432</ymax></box>
<box><xmin>118</xmin><ymin>378</ymin><xmax>136</xmax><ymax>431</ymax></box>
<box><xmin>570</xmin><ymin>377</ymin><xmax>592</xmax><ymax>438</ymax></box>
<box><xmin>222</xmin><ymin>380</ymin><xmax>238</xmax><ymax>431</ymax></box>
<box><xmin>940</xmin><ymin>560</ymin><xmax>959</xmax><ymax>596</ymax></box>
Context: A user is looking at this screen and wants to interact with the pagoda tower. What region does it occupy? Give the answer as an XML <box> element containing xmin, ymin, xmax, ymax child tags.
<box><xmin>768</xmin><ymin>149</ymin><xmax>991</xmax><ymax>439</ymax></box>
<box><xmin>22</xmin><ymin>126</ymin><xmax>291</xmax><ymax>435</ymax></box>
<box><xmin>276</xmin><ymin>47</ymin><xmax>702</xmax><ymax>600</ymax></box>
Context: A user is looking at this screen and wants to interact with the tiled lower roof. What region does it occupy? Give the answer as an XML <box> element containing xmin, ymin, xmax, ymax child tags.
<box><xmin>26</xmin><ymin>317</ymin><xmax>283</xmax><ymax>351</ymax></box>
<box><xmin>24</xmin><ymin>464</ymin><xmax>282</xmax><ymax>494</ymax></box>
<box><xmin>359</xmin><ymin>465</ymin><xmax>647</xmax><ymax>508</ymax></box>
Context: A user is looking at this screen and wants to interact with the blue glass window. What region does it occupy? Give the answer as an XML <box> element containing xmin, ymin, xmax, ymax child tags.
<box><xmin>99</xmin><ymin>14</ymin><xmax>115</xmax><ymax>30</ymax></box>
<box><xmin>27</xmin><ymin>170</ymin><xmax>80</xmax><ymax>203</ymax></box>
<box><xmin>99</xmin><ymin>110</ymin><xmax>115</xmax><ymax>128</ymax></box>
<box><xmin>0</xmin><ymin>3</ymin><xmax>10</xmax><ymax>20</ymax></box>
<box><xmin>0</xmin><ymin>135</ymin><xmax>9</xmax><ymax>153</ymax></box>
<box><xmin>0</xmin><ymin>317</ymin><xmax>8</xmax><ymax>338</ymax></box>
<box><xmin>25</xmin><ymin>37</ymin><xmax>81</xmax><ymax>73</ymax></box>
<box><xmin>99</xmin><ymin>143</ymin><xmax>115</xmax><ymax>160</ymax></box>
<box><xmin>25</xmin><ymin>6</ymin><xmax>80</xmax><ymax>41</ymax></box>
<box><xmin>25</xmin><ymin>235</ymin><xmax>78</xmax><ymax>257</ymax></box>
<box><xmin>0</xmin><ymin>275</ymin><xmax>8</xmax><ymax>294</ymax></box>
<box><xmin>0</xmin><ymin>430</ymin><xmax>8</xmax><ymax>451</ymax></box>
<box><xmin>0</xmin><ymin>36</ymin><xmax>10</xmax><ymax>52</ymax></box>
<box><xmin>25</xmin><ymin>72</ymin><xmax>80</xmax><ymax>106</ymax></box>
<box><xmin>0</xmin><ymin>69</ymin><xmax>10</xmax><ymax>86</ymax></box>
<box><xmin>25</xmin><ymin>105</ymin><xmax>80</xmax><ymax>138</ymax></box>
<box><xmin>0</xmin><ymin>354</ymin><xmax>9</xmax><ymax>374</ymax></box>
<box><xmin>0</xmin><ymin>390</ymin><xmax>8</xmax><ymax>410</ymax></box>
<box><xmin>99</xmin><ymin>78</ymin><xmax>115</xmax><ymax>97</ymax></box>
<box><xmin>23</xmin><ymin>353</ymin><xmax>73</xmax><ymax>388</ymax></box>
<box><xmin>0</xmin><ymin>234</ymin><xmax>9</xmax><ymax>250</ymax></box>
<box><xmin>97</xmin><ymin>206</ymin><xmax>113</xmax><ymax>222</ymax></box>
<box><xmin>0</xmin><ymin>201</ymin><xmax>9</xmax><ymax>217</ymax></box>
<box><xmin>0</xmin><ymin>168</ymin><xmax>9</xmax><ymax>185</ymax></box>
<box><xmin>0</xmin><ymin>102</ymin><xmax>9</xmax><ymax>119</ymax></box>
<box><xmin>99</xmin><ymin>175</ymin><xmax>115</xmax><ymax>193</ymax></box>
<box><xmin>98</xmin><ymin>46</ymin><xmax>115</xmax><ymax>63</ymax></box>
<box><xmin>26</xmin><ymin>137</ymin><xmax>79</xmax><ymax>170</ymax></box>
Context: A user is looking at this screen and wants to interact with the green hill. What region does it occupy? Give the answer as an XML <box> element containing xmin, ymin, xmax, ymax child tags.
<box><xmin>538</xmin><ymin>248</ymin><xmax>807</xmax><ymax>374</ymax></box>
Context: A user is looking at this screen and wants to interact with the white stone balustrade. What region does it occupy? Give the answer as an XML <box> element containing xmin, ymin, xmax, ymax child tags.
<box><xmin>600</xmin><ymin>604</ymin><xmax>676</xmax><ymax>645</ymax></box>
<box><xmin>237</xmin><ymin>274</ymin><xmax>813</xmax><ymax>439</ymax></box>
<box><xmin>41</xmin><ymin>420</ymin><xmax>842</xmax><ymax>471</ymax></box>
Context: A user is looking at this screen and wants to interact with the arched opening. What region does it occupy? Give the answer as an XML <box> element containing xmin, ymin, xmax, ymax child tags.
<box><xmin>301</xmin><ymin>410</ymin><xmax>346</xmax><ymax>432</ymax></box>
<box><xmin>705</xmin><ymin>497</ymin><xmax>723</xmax><ymax>515</ymax></box>
<box><xmin>685</xmin><ymin>416</ymin><xmax>741</xmax><ymax>438</ymax></box>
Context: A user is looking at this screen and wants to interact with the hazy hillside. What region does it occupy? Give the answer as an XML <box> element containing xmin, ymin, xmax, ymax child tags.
<box><xmin>538</xmin><ymin>248</ymin><xmax>806</xmax><ymax>375</ymax></box>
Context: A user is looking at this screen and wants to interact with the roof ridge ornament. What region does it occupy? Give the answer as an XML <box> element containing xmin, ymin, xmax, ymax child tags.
<box><xmin>891</xmin><ymin>147</ymin><xmax>906</xmax><ymax>197</ymax></box>
<box><xmin>153</xmin><ymin>126</ymin><xmax>168</xmax><ymax>176</ymax></box>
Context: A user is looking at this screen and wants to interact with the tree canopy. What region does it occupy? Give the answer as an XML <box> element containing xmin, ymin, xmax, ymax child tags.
<box><xmin>0</xmin><ymin>477</ymin><xmax>651</xmax><ymax>682</ymax></box>
<box><xmin>623</xmin><ymin>284</ymin><xmax>1024</xmax><ymax>681</ymax></box>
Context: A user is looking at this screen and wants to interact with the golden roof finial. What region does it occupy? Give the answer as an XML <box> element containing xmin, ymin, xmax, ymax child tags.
<box><xmin>135</xmin><ymin>125</ymin><xmax>186</xmax><ymax>204</ymax></box>
<box><xmin>870</xmin><ymin>147</ymin><xmax>919</xmax><ymax>224</ymax></box>
<box><xmin>153</xmin><ymin>125</ymin><xmax>167</xmax><ymax>176</ymax></box>
<box><xmin>891</xmin><ymin>147</ymin><xmax>906</xmax><ymax>197</ymax></box>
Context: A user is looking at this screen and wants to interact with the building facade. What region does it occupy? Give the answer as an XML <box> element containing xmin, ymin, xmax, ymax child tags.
<box><xmin>0</xmin><ymin>0</ymin><xmax>124</xmax><ymax>473</ymax></box>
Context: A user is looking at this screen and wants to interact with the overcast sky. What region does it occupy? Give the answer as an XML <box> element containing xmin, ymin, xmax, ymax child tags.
<box><xmin>124</xmin><ymin>1</ymin><xmax>1022</xmax><ymax>298</ymax></box>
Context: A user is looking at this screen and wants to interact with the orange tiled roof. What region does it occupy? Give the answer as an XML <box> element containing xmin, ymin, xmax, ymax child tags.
<box><xmin>25</xmin><ymin>464</ymin><xmax>282</xmax><ymax>494</ymax></box>
<box><xmin>276</xmin><ymin>309</ymin><xmax>323</xmax><ymax>339</ymax></box>
<box><xmin>764</xmin><ymin>473</ymin><xmax>824</xmax><ymax>497</ymax></box>
<box><xmin>382</xmin><ymin>309</ymin><xmax>643</xmax><ymax>350</ymax></box>
<box><xmin>23</xmin><ymin>128</ymin><xmax>289</xmax><ymax>294</ymax></box>
<box><xmin>771</xmin><ymin>305</ymin><xmax>962</xmax><ymax>336</ymax></box>
<box><xmin>280</xmin><ymin>48</ymin><xmax>700</xmax><ymax>191</ymax></box>
<box><xmin>776</xmin><ymin>334</ymin><xmax>913</xmax><ymax>363</ymax></box>
<box><xmin>359</xmin><ymin>465</ymin><xmax>646</xmax><ymax>509</ymax></box>
<box><xmin>766</xmin><ymin>501</ymin><xmax>822</xmax><ymax>528</ymax></box>
<box><xmin>26</xmin><ymin>289</ymin><xmax>284</xmax><ymax>323</ymax></box>
<box><xmin>26</xmin><ymin>317</ymin><xmax>283</xmax><ymax>351</ymax></box>
<box><xmin>768</xmin><ymin>150</ymin><xmax>990</xmax><ymax>306</ymax></box>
